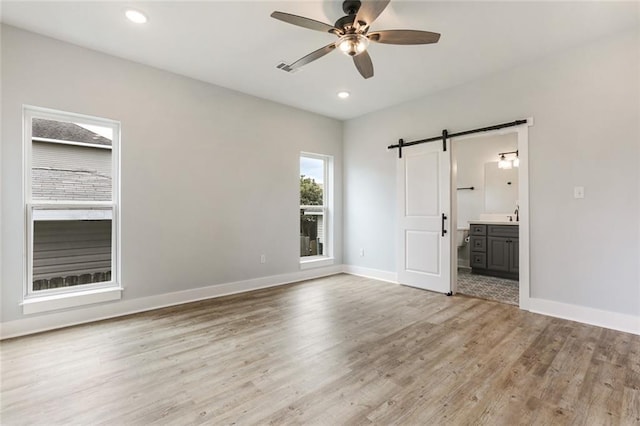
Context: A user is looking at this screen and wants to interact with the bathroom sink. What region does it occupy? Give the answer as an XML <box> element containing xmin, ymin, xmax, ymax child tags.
<box><xmin>470</xmin><ymin>213</ymin><xmax>519</xmax><ymax>224</ymax></box>
<box><xmin>469</xmin><ymin>220</ymin><xmax>518</xmax><ymax>225</ymax></box>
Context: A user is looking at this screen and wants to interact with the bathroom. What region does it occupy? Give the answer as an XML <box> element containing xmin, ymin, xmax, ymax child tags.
<box><xmin>454</xmin><ymin>132</ymin><xmax>520</xmax><ymax>305</ymax></box>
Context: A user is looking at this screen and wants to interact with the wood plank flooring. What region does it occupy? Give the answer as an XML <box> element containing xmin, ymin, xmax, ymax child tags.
<box><xmin>1</xmin><ymin>274</ymin><xmax>639</xmax><ymax>425</ymax></box>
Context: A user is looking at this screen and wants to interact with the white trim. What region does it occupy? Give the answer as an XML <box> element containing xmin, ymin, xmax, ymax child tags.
<box><xmin>342</xmin><ymin>265</ymin><xmax>398</xmax><ymax>284</ymax></box>
<box><xmin>516</xmin><ymin>119</ymin><xmax>533</xmax><ymax>310</ymax></box>
<box><xmin>32</xmin><ymin>207</ymin><xmax>112</xmax><ymax>221</ymax></box>
<box><xmin>0</xmin><ymin>265</ymin><xmax>343</xmax><ymax>340</ymax></box>
<box><xmin>529</xmin><ymin>298</ymin><xmax>640</xmax><ymax>336</ymax></box>
<box><xmin>450</xmin><ymin>118</ymin><xmax>533</xmax><ymax>309</ymax></box>
<box><xmin>22</xmin><ymin>106</ymin><xmax>122</xmax><ymax>300</ymax></box>
<box><xmin>300</xmin><ymin>256</ymin><xmax>335</xmax><ymax>270</ymax></box>
<box><xmin>4</xmin><ymin>265</ymin><xmax>637</xmax><ymax>339</ymax></box>
<box><xmin>23</xmin><ymin>105</ymin><xmax>121</xmax><ymax>127</ymax></box>
<box><xmin>30</xmin><ymin>201</ymin><xmax>114</xmax><ymax>207</ymax></box>
<box><xmin>300</xmin><ymin>152</ymin><xmax>333</xmax><ymax>260</ymax></box>
<box><xmin>33</xmin><ymin>137</ymin><xmax>112</xmax><ymax>150</ymax></box>
<box><xmin>22</xmin><ymin>287</ymin><xmax>123</xmax><ymax>315</ymax></box>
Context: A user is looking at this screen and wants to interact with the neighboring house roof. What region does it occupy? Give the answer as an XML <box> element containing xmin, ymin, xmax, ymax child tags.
<box><xmin>31</xmin><ymin>118</ymin><xmax>112</xmax><ymax>201</ymax></box>
<box><xmin>32</xmin><ymin>168</ymin><xmax>112</xmax><ymax>201</ymax></box>
<box><xmin>33</xmin><ymin>118</ymin><xmax>112</xmax><ymax>147</ymax></box>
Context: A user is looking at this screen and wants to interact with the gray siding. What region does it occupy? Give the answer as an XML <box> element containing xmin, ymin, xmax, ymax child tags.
<box><xmin>32</xmin><ymin>141</ymin><xmax>112</xmax><ymax>201</ymax></box>
<box><xmin>32</xmin><ymin>141</ymin><xmax>112</xmax><ymax>175</ymax></box>
<box><xmin>33</xmin><ymin>220</ymin><xmax>111</xmax><ymax>290</ymax></box>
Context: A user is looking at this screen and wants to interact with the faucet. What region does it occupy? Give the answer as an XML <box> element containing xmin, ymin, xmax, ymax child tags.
<box><xmin>514</xmin><ymin>204</ymin><xmax>519</xmax><ymax>222</ymax></box>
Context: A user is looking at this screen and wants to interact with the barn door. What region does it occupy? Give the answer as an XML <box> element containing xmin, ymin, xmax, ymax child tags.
<box><xmin>397</xmin><ymin>141</ymin><xmax>451</xmax><ymax>293</ymax></box>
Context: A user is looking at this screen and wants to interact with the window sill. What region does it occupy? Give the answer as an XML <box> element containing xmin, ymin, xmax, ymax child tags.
<box><xmin>300</xmin><ymin>257</ymin><xmax>335</xmax><ymax>270</ymax></box>
<box><xmin>21</xmin><ymin>286</ymin><xmax>123</xmax><ymax>315</ymax></box>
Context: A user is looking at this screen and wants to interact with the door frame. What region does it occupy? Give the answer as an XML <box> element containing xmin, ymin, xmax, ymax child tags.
<box><xmin>450</xmin><ymin>118</ymin><xmax>532</xmax><ymax>310</ymax></box>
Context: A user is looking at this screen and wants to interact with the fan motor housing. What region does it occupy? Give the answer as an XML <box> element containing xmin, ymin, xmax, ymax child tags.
<box><xmin>335</xmin><ymin>0</ymin><xmax>360</xmax><ymax>31</ymax></box>
<box><xmin>342</xmin><ymin>0</ymin><xmax>361</xmax><ymax>15</ymax></box>
<box><xmin>335</xmin><ymin>15</ymin><xmax>356</xmax><ymax>32</ymax></box>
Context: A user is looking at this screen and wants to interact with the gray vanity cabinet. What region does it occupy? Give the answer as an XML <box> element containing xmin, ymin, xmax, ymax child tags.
<box><xmin>487</xmin><ymin>237</ymin><xmax>510</xmax><ymax>272</ymax></box>
<box><xmin>470</xmin><ymin>224</ymin><xmax>519</xmax><ymax>280</ymax></box>
<box><xmin>508</xmin><ymin>238</ymin><xmax>519</xmax><ymax>274</ymax></box>
<box><xmin>469</xmin><ymin>224</ymin><xmax>487</xmax><ymax>269</ymax></box>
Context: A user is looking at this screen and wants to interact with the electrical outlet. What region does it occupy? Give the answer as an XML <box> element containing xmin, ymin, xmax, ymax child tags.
<box><xmin>260</xmin><ymin>254</ymin><xmax>266</xmax><ymax>264</ymax></box>
<box><xmin>359</xmin><ymin>248</ymin><xmax>365</xmax><ymax>257</ymax></box>
<box><xmin>574</xmin><ymin>186</ymin><xmax>584</xmax><ymax>199</ymax></box>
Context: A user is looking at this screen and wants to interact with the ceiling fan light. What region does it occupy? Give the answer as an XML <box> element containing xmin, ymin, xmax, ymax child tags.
<box><xmin>337</xmin><ymin>34</ymin><xmax>369</xmax><ymax>56</ymax></box>
<box><xmin>338</xmin><ymin>39</ymin><xmax>351</xmax><ymax>53</ymax></box>
<box><xmin>356</xmin><ymin>38</ymin><xmax>368</xmax><ymax>53</ymax></box>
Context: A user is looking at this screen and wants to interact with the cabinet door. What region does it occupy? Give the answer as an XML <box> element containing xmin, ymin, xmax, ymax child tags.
<box><xmin>470</xmin><ymin>224</ymin><xmax>486</xmax><ymax>236</ymax></box>
<box><xmin>509</xmin><ymin>238</ymin><xmax>519</xmax><ymax>273</ymax></box>
<box><xmin>487</xmin><ymin>237</ymin><xmax>510</xmax><ymax>272</ymax></box>
<box><xmin>471</xmin><ymin>252</ymin><xmax>486</xmax><ymax>269</ymax></box>
<box><xmin>470</xmin><ymin>236</ymin><xmax>486</xmax><ymax>252</ymax></box>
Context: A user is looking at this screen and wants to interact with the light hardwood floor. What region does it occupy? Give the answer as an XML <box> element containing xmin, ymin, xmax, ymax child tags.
<box><xmin>1</xmin><ymin>274</ymin><xmax>639</xmax><ymax>425</ymax></box>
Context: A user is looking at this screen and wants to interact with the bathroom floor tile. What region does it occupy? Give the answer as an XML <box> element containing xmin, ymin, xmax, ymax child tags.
<box><xmin>457</xmin><ymin>268</ymin><xmax>519</xmax><ymax>305</ymax></box>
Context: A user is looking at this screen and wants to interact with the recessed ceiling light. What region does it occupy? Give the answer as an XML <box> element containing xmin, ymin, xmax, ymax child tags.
<box><xmin>125</xmin><ymin>9</ymin><xmax>147</xmax><ymax>24</ymax></box>
<box><xmin>337</xmin><ymin>91</ymin><xmax>350</xmax><ymax>99</ymax></box>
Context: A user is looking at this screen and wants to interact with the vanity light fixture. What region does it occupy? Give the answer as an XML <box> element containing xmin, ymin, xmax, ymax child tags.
<box><xmin>498</xmin><ymin>150</ymin><xmax>519</xmax><ymax>169</ymax></box>
<box><xmin>126</xmin><ymin>9</ymin><xmax>148</xmax><ymax>24</ymax></box>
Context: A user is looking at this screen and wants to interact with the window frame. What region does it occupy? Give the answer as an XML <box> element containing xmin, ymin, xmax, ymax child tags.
<box><xmin>299</xmin><ymin>152</ymin><xmax>334</xmax><ymax>269</ymax></box>
<box><xmin>22</xmin><ymin>106</ymin><xmax>122</xmax><ymax>312</ymax></box>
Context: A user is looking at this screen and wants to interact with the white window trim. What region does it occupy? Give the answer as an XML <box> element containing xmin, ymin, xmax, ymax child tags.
<box><xmin>23</xmin><ymin>106</ymin><xmax>122</xmax><ymax>314</ymax></box>
<box><xmin>21</xmin><ymin>287</ymin><xmax>123</xmax><ymax>315</ymax></box>
<box><xmin>300</xmin><ymin>152</ymin><xmax>334</xmax><ymax>269</ymax></box>
<box><xmin>300</xmin><ymin>256</ymin><xmax>335</xmax><ymax>270</ymax></box>
<box><xmin>26</xmin><ymin>204</ymin><xmax>116</xmax><ymax>299</ymax></box>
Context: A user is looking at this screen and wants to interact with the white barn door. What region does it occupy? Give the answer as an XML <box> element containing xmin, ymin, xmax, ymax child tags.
<box><xmin>397</xmin><ymin>142</ymin><xmax>451</xmax><ymax>293</ymax></box>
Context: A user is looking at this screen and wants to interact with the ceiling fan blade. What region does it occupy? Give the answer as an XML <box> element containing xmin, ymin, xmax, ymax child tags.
<box><xmin>289</xmin><ymin>43</ymin><xmax>337</xmax><ymax>70</ymax></box>
<box><xmin>353</xmin><ymin>51</ymin><xmax>374</xmax><ymax>79</ymax></box>
<box><xmin>354</xmin><ymin>0</ymin><xmax>390</xmax><ymax>29</ymax></box>
<box><xmin>368</xmin><ymin>30</ymin><xmax>441</xmax><ymax>45</ymax></box>
<box><xmin>271</xmin><ymin>11</ymin><xmax>340</xmax><ymax>34</ymax></box>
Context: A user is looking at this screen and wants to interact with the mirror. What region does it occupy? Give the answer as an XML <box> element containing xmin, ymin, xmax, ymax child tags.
<box><xmin>484</xmin><ymin>162</ymin><xmax>518</xmax><ymax>213</ymax></box>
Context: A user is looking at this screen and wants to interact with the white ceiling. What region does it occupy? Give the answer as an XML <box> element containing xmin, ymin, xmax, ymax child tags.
<box><xmin>1</xmin><ymin>1</ymin><xmax>638</xmax><ymax>120</ymax></box>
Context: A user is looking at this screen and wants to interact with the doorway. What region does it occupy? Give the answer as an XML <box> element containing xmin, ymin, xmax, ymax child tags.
<box><xmin>395</xmin><ymin>120</ymin><xmax>530</xmax><ymax>309</ymax></box>
<box><xmin>451</xmin><ymin>124</ymin><xmax>530</xmax><ymax>309</ymax></box>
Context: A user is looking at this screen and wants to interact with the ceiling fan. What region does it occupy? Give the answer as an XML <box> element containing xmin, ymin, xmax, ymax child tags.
<box><xmin>271</xmin><ymin>0</ymin><xmax>440</xmax><ymax>79</ymax></box>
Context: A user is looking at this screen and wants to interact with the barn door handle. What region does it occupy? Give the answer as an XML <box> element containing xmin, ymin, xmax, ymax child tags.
<box><xmin>442</xmin><ymin>213</ymin><xmax>447</xmax><ymax>237</ymax></box>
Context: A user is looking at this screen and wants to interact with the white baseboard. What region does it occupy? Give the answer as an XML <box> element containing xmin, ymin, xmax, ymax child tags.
<box><xmin>342</xmin><ymin>265</ymin><xmax>398</xmax><ymax>284</ymax></box>
<box><xmin>0</xmin><ymin>265</ymin><xmax>343</xmax><ymax>340</ymax></box>
<box><xmin>4</xmin><ymin>267</ymin><xmax>637</xmax><ymax>339</ymax></box>
<box><xmin>529</xmin><ymin>298</ymin><xmax>640</xmax><ymax>336</ymax></box>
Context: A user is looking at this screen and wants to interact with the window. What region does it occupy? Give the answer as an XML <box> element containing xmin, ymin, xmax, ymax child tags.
<box><xmin>300</xmin><ymin>153</ymin><xmax>333</xmax><ymax>268</ymax></box>
<box><xmin>23</xmin><ymin>106</ymin><xmax>121</xmax><ymax>313</ymax></box>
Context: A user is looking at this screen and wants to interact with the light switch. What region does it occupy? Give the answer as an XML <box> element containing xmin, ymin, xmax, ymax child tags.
<box><xmin>574</xmin><ymin>186</ymin><xmax>584</xmax><ymax>199</ymax></box>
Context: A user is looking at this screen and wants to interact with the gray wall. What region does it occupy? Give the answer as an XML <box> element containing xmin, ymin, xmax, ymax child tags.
<box><xmin>1</xmin><ymin>25</ymin><xmax>343</xmax><ymax>322</ymax></box>
<box><xmin>344</xmin><ymin>28</ymin><xmax>639</xmax><ymax>316</ymax></box>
